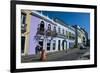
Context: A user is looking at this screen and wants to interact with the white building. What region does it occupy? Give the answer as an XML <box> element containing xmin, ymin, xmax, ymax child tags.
<box><xmin>21</xmin><ymin>10</ymin><xmax>88</xmax><ymax>55</ymax></box>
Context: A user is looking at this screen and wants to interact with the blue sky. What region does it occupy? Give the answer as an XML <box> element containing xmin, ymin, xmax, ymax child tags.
<box><xmin>39</xmin><ymin>11</ymin><xmax>90</xmax><ymax>38</ymax></box>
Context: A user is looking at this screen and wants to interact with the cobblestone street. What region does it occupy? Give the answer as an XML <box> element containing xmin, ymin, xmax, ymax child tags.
<box><xmin>21</xmin><ymin>48</ymin><xmax>90</xmax><ymax>63</ymax></box>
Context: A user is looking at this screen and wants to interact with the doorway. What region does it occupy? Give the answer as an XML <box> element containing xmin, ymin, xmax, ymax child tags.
<box><xmin>35</xmin><ymin>40</ymin><xmax>43</xmax><ymax>54</ymax></box>
<box><xmin>62</xmin><ymin>40</ymin><xmax>67</xmax><ymax>50</ymax></box>
<box><xmin>21</xmin><ymin>36</ymin><xmax>25</xmax><ymax>53</ymax></box>
<box><xmin>58</xmin><ymin>40</ymin><xmax>60</xmax><ymax>51</ymax></box>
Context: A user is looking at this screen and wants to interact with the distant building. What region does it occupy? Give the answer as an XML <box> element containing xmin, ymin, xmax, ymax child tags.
<box><xmin>73</xmin><ymin>25</ymin><xmax>88</xmax><ymax>48</ymax></box>
<box><xmin>21</xmin><ymin>10</ymin><xmax>88</xmax><ymax>55</ymax></box>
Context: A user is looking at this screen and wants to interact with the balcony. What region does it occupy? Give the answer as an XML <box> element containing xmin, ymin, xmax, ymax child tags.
<box><xmin>57</xmin><ymin>33</ymin><xmax>66</xmax><ymax>39</ymax></box>
<box><xmin>52</xmin><ymin>30</ymin><xmax>57</xmax><ymax>37</ymax></box>
<box><xmin>46</xmin><ymin>29</ymin><xmax>51</xmax><ymax>36</ymax></box>
<box><xmin>21</xmin><ymin>24</ymin><xmax>27</xmax><ymax>33</ymax></box>
<box><xmin>69</xmin><ymin>36</ymin><xmax>75</xmax><ymax>40</ymax></box>
<box><xmin>36</xmin><ymin>27</ymin><xmax>57</xmax><ymax>37</ymax></box>
<box><xmin>46</xmin><ymin>29</ymin><xmax>57</xmax><ymax>37</ymax></box>
<box><xmin>37</xmin><ymin>27</ymin><xmax>45</xmax><ymax>35</ymax></box>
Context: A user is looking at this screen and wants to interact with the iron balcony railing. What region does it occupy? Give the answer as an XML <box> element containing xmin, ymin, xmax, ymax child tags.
<box><xmin>37</xmin><ymin>27</ymin><xmax>45</xmax><ymax>35</ymax></box>
<box><xmin>36</xmin><ymin>27</ymin><xmax>57</xmax><ymax>37</ymax></box>
<box><xmin>46</xmin><ymin>29</ymin><xmax>57</xmax><ymax>37</ymax></box>
<box><xmin>57</xmin><ymin>33</ymin><xmax>67</xmax><ymax>39</ymax></box>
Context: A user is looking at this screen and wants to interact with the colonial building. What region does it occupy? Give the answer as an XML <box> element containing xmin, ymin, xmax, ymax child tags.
<box><xmin>73</xmin><ymin>25</ymin><xmax>88</xmax><ymax>48</ymax></box>
<box><xmin>21</xmin><ymin>10</ymin><xmax>88</xmax><ymax>56</ymax></box>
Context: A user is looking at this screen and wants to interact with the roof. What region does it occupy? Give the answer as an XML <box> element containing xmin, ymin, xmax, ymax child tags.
<box><xmin>30</xmin><ymin>11</ymin><xmax>57</xmax><ymax>26</ymax></box>
<box><xmin>54</xmin><ymin>18</ymin><xmax>75</xmax><ymax>31</ymax></box>
<box><xmin>31</xmin><ymin>11</ymin><xmax>76</xmax><ymax>31</ymax></box>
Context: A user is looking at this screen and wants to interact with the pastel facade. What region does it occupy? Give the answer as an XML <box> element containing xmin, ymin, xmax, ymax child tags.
<box><xmin>73</xmin><ymin>25</ymin><xmax>88</xmax><ymax>47</ymax></box>
<box><xmin>21</xmin><ymin>10</ymin><xmax>88</xmax><ymax>55</ymax></box>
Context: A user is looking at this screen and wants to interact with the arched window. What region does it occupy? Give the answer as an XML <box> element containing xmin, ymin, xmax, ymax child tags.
<box><xmin>54</xmin><ymin>26</ymin><xmax>56</xmax><ymax>32</ymax></box>
<box><xmin>48</xmin><ymin>24</ymin><xmax>51</xmax><ymax>30</ymax></box>
<box><xmin>40</xmin><ymin>21</ymin><xmax>45</xmax><ymax>31</ymax></box>
<box><xmin>58</xmin><ymin>27</ymin><xmax>61</xmax><ymax>33</ymax></box>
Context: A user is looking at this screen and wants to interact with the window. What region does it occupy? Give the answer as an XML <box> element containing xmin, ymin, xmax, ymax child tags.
<box><xmin>21</xmin><ymin>13</ymin><xmax>26</xmax><ymax>24</ymax></box>
<box><xmin>21</xmin><ymin>13</ymin><xmax>27</xmax><ymax>33</ymax></box>
<box><xmin>68</xmin><ymin>32</ymin><xmax>75</xmax><ymax>40</ymax></box>
<box><xmin>66</xmin><ymin>31</ymin><xmax>67</xmax><ymax>35</ymax></box>
<box><xmin>58</xmin><ymin>27</ymin><xmax>61</xmax><ymax>33</ymax></box>
<box><xmin>53</xmin><ymin>40</ymin><xmax>56</xmax><ymax>50</ymax></box>
<box><xmin>69</xmin><ymin>32</ymin><xmax>71</xmax><ymax>39</ymax></box>
<box><xmin>54</xmin><ymin>26</ymin><xmax>56</xmax><ymax>32</ymax></box>
<box><xmin>40</xmin><ymin>21</ymin><xmax>45</xmax><ymax>31</ymax></box>
<box><xmin>47</xmin><ymin>40</ymin><xmax>51</xmax><ymax>51</ymax></box>
<box><xmin>63</xmin><ymin>29</ymin><xmax>64</xmax><ymax>34</ymax></box>
<box><xmin>48</xmin><ymin>24</ymin><xmax>51</xmax><ymax>30</ymax></box>
<box><xmin>66</xmin><ymin>31</ymin><xmax>68</xmax><ymax>38</ymax></box>
<box><xmin>72</xmin><ymin>33</ymin><xmax>75</xmax><ymax>40</ymax></box>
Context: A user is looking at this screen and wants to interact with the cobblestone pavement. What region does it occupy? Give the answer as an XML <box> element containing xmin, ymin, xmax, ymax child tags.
<box><xmin>21</xmin><ymin>48</ymin><xmax>90</xmax><ymax>63</ymax></box>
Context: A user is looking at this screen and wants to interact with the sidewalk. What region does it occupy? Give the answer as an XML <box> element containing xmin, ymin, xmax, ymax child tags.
<box><xmin>21</xmin><ymin>48</ymin><xmax>88</xmax><ymax>63</ymax></box>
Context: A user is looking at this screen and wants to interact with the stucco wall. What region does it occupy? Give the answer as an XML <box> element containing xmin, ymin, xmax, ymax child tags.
<box><xmin>29</xmin><ymin>15</ymin><xmax>40</xmax><ymax>55</ymax></box>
